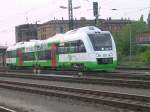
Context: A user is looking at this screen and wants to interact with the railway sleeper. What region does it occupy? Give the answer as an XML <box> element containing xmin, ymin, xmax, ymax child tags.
<box><xmin>0</xmin><ymin>83</ymin><xmax>150</xmax><ymax>111</ymax></box>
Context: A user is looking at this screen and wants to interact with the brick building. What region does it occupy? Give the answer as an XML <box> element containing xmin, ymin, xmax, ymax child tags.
<box><xmin>101</xmin><ymin>18</ymin><xmax>131</xmax><ymax>32</ymax></box>
<box><xmin>37</xmin><ymin>18</ymin><xmax>131</xmax><ymax>40</ymax></box>
<box><xmin>0</xmin><ymin>46</ymin><xmax>7</xmax><ymax>66</ymax></box>
<box><xmin>15</xmin><ymin>24</ymin><xmax>39</xmax><ymax>42</ymax></box>
<box><xmin>136</xmin><ymin>30</ymin><xmax>150</xmax><ymax>44</ymax></box>
<box><xmin>15</xmin><ymin>18</ymin><xmax>131</xmax><ymax>41</ymax></box>
<box><xmin>37</xmin><ymin>19</ymin><xmax>95</xmax><ymax>40</ymax></box>
<box><xmin>37</xmin><ymin>20</ymin><xmax>69</xmax><ymax>40</ymax></box>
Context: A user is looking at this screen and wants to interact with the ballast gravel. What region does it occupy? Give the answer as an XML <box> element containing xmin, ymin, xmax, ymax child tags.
<box><xmin>0</xmin><ymin>88</ymin><xmax>135</xmax><ymax>112</ymax></box>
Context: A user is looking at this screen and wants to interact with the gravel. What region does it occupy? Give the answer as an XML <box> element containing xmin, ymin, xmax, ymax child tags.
<box><xmin>0</xmin><ymin>77</ymin><xmax>150</xmax><ymax>96</ymax></box>
<box><xmin>0</xmin><ymin>88</ymin><xmax>134</xmax><ymax>112</ymax></box>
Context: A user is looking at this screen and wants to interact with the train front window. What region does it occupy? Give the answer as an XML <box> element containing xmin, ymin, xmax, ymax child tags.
<box><xmin>88</xmin><ymin>33</ymin><xmax>112</xmax><ymax>51</ymax></box>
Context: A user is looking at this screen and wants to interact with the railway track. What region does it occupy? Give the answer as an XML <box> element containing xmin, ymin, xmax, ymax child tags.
<box><xmin>0</xmin><ymin>106</ymin><xmax>16</xmax><ymax>112</ymax></box>
<box><xmin>0</xmin><ymin>79</ymin><xmax>150</xmax><ymax>111</ymax></box>
<box><xmin>0</xmin><ymin>72</ymin><xmax>150</xmax><ymax>89</ymax></box>
<box><xmin>2</xmin><ymin>68</ymin><xmax>150</xmax><ymax>80</ymax></box>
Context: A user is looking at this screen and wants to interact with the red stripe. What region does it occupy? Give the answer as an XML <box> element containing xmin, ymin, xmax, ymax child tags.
<box><xmin>51</xmin><ymin>44</ymin><xmax>56</xmax><ymax>68</ymax></box>
<box><xmin>18</xmin><ymin>50</ymin><xmax>23</xmax><ymax>65</ymax></box>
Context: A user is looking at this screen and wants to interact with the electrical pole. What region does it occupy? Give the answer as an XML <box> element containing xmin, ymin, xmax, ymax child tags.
<box><xmin>129</xmin><ymin>25</ymin><xmax>132</xmax><ymax>61</ymax></box>
<box><xmin>68</xmin><ymin>0</ymin><xmax>73</xmax><ymax>30</ymax></box>
<box><xmin>93</xmin><ymin>2</ymin><xmax>99</xmax><ymax>27</ymax></box>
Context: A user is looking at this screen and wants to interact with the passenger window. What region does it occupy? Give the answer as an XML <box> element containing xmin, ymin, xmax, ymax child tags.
<box><xmin>58</xmin><ymin>40</ymin><xmax>86</xmax><ymax>54</ymax></box>
<box><xmin>6</xmin><ymin>50</ymin><xmax>17</xmax><ymax>58</ymax></box>
<box><xmin>37</xmin><ymin>50</ymin><xmax>51</xmax><ymax>60</ymax></box>
<box><xmin>23</xmin><ymin>52</ymin><xmax>35</xmax><ymax>61</ymax></box>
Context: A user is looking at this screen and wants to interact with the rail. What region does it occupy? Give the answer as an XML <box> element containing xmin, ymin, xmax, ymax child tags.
<box><xmin>0</xmin><ymin>106</ymin><xmax>16</xmax><ymax>112</ymax></box>
<box><xmin>0</xmin><ymin>80</ymin><xmax>149</xmax><ymax>111</ymax></box>
<box><xmin>0</xmin><ymin>72</ymin><xmax>150</xmax><ymax>89</ymax></box>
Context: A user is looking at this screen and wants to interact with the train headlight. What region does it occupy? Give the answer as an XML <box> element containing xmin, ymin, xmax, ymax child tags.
<box><xmin>101</xmin><ymin>48</ymin><xmax>104</xmax><ymax>51</ymax></box>
<box><xmin>109</xmin><ymin>53</ymin><xmax>113</xmax><ymax>57</ymax></box>
<box><xmin>96</xmin><ymin>54</ymin><xmax>101</xmax><ymax>57</ymax></box>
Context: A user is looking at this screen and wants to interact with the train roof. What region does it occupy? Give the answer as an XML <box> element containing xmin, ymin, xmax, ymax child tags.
<box><xmin>7</xmin><ymin>40</ymin><xmax>42</xmax><ymax>51</ymax></box>
<box><xmin>7</xmin><ymin>26</ymin><xmax>109</xmax><ymax>51</ymax></box>
<box><xmin>66</xmin><ymin>26</ymin><xmax>101</xmax><ymax>34</ymax></box>
<box><xmin>46</xmin><ymin>26</ymin><xmax>102</xmax><ymax>43</ymax></box>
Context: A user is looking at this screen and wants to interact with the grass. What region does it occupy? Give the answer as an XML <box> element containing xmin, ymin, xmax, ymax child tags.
<box><xmin>117</xmin><ymin>56</ymin><xmax>150</xmax><ymax>69</ymax></box>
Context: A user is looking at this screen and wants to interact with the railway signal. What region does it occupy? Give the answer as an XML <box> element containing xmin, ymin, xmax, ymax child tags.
<box><xmin>93</xmin><ymin>2</ymin><xmax>99</xmax><ymax>27</ymax></box>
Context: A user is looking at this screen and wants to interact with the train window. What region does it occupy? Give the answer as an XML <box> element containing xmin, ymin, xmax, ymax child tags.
<box><xmin>64</xmin><ymin>42</ymin><xmax>70</xmax><ymax>47</ymax></box>
<box><xmin>37</xmin><ymin>50</ymin><xmax>51</xmax><ymax>60</ymax></box>
<box><xmin>78</xmin><ymin>45</ymin><xmax>86</xmax><ymax>52</ymax></box>
<box><xmin>70</xmin><ymin>46</ymin><xmax>75</xmax><ymax>53</ymax></box>
<box><xmin>45</xmin><ymin>50</ymin><xmax>51</xmax><ymax>59</ymax></box>
<box><xmin>89</xmin><ymin>33</ymin><xmax>112</xmax><ymax>51</ymax></box>
<box><xmin>12</xmin><ymin>51</ymin><xmax>17</xmax><ymax>57</ymax></box>
<box><xmin>58</xmin><ymin>40</ymin><xmax>86</xmax><ymax>54</ymax></box>
<box><xmin>58</xmin><ymin>47</ymin><xmax>65</xmax><ymax>54</ymax></box>
<box><xmin>78</xmin><ymin>40</ymin><xmax>86</xmax><ymax>52</ymax></box>
<box><xmin>37</xmin><ymin>51</ymin><xmax>44</xmax><ymax>60</ymax></box>
<box><xmin>6</xmin><ymin>52</ymin><xmax>10</xmax><ymax>58</ymax></box>
<box><xmin>23</xmin><ymin>52</ymin><xmax>35</xmax><ymax>61</ymax></box>
<box><xmin>6</xmin><ymin>51</ymin><xmax>17</xmax><ymax>58</ymax></box>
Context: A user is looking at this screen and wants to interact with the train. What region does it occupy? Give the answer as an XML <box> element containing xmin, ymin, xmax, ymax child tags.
<box><xmin>6</xmin><ymin>26</ymin><xmax>117</xmax><ymax>71</ymax></box>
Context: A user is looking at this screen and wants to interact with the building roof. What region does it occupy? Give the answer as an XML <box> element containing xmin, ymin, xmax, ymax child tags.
<box><xmin>38</xmin><ymin>19</ymin><xmax>132</xmax><ymax>27</ymax></box>
<box><xmin>102</xmin><ymin>19</ymin><xmax>131</xmax><ymax>24</ymax></box>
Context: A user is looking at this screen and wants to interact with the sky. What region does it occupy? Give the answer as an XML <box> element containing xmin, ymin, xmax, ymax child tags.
<box><xmin>0</xmin><ymin>0</ymin><xmax>150</xmax><ymax>46</ymax></box>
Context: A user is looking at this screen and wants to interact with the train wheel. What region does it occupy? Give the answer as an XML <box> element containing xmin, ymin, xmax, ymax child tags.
<box><xmin>33</xmin><ymin>65</ymin><xmax>37</xmax><ymax>74</ymax></box>
<box><xmin>77</xmin><ymin>64</ymin><xmax>85</xmax><ymax>77</ymax></box>
<box><xmin>37</xmin><ymin>65</ymin><xmax>41</xmax><ymax>74</ymax></box>
<box><xmin>79</xmin><ymin>64</ymin><xmax>86</xmax><ymax>72</ymax></box>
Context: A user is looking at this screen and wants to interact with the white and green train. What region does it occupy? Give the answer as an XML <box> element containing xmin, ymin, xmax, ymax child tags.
<box><xmin>6</xmin><ymin>26</ymin><xmax>117</xmax><ymax>71</ymax></box>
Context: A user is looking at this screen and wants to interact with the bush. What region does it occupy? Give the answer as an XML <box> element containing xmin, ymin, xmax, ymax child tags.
<box><xmin>140</xmin><ymin>50</ymin><xmax>150</xmax><ymax>64</ymax></box>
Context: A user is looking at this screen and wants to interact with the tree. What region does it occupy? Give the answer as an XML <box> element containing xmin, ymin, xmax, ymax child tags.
<box><xmin>113</xmin><ymin>21</ymin><xmax>148</xmax><ymax>58</ymax></box>
<box><xmin>140</xmin><ymin>14</ymin><xmax>144</xmax><ymax>22</ymax></box>
<box><xmin>147</xmin><ymin>11</ymin><xmax>150</xmax><ymax>29</ymax></box>
<box><xmin>140</xmin><ymin>50</ymin><xmax>150</xmax><ymax>64</ymax></box>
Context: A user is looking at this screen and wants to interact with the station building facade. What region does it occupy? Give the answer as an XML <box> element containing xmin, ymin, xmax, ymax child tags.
<box><xmin>15</xmin><ymin>24</ymin><xmax>39</xmax><ymax>42</ymax></box>
<box><xmin>136</xmin><ymin>30</ymin><xmax>150</xmax><ymax>45</ymax></box>
<box><xmin>15</xmin><ymin>18</ymin><xmax>131</xmax><ymax>41</ymax></box>
<box><xmin>37</xmin><ymin>18</ymin><xmax>131</xmax><ymax>40</ymax></box>
<box><xmin>0</xmin><ymin>46</ymin><xmax>7</xmax><ymax>66</ymax></box>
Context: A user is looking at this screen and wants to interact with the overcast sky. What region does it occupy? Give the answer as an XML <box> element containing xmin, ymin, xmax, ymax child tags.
<box><xmin>0</xmin><ymin>0</ymin><xmax>150</xmax><ymax>46</ymax></box>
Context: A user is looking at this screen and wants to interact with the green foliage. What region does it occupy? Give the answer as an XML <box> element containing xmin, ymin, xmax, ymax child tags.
<box><xmin>113</xmin><ymin>20</ymin><xmax>149</xmax><ymax>65</ymax></box>
<box><xmin>113</xmin><ymin>21</ymin><xmax>148</xmax><ymax>56</ymax></box>
<box><xmin>135</xmin><ymin>45</ymin><xmax>148</xmax><ymax>54</ymax></box>
<box><xmin>112</xmin><ymin>12</ymin><xmax>150</xmax><ymax>67</ymax></box>
<box><xmin>140</xmin><ymin>50</ymin><xmax>150</xmax><ymax>64</ymax></box>
<box><xmin>147</xmin><ymin>11</ymin><xmax>150</xmax><ymax>29</ymax></box>
<box><xmin>140</xmin><ymin>14</ymin><xmax>144</xmax><ymax>22</ymax></box>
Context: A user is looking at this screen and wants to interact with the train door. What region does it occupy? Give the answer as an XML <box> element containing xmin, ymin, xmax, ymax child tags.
<box><xmin>51</xmin><ymin>44</ymin><xmax>57</xmax><ymax>68</ymax></box>
<box><xmin>17</xmin><ymin>49</ymin><xmax>23</xmax><ymax>66</ymax></box>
